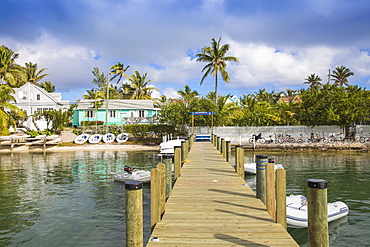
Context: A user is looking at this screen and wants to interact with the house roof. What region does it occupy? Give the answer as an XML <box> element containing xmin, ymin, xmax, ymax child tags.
<box><xmin>75</xmin><ymin>99</ymin><xmax>160</xmax><ymax>111</ymax></box>
<box><xmin>277</xmin><ymin>95</ymin><xmax>302</xmax><ymax>104</ymax></box>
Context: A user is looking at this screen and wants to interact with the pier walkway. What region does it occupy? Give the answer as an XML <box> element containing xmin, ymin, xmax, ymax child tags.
<box><xmin>147</xmin><ymin>142</ymin><xmax>298</xmax><ymax>246</ymax></box>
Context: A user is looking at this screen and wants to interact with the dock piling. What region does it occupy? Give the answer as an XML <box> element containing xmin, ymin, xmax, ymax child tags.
<box><xmin>276</xmin><ymin>167</ymin><xmax>287</xmax><ymax>228</ymax></box>
<box><xmin>256</xmin><ymin>155</ymin><xmax>268</xmax><ymax>205</ymax></box>
<box><xmin>266</xmin><ymin>159</ymin><xmax>276</xmax><ymax>221</ymax></box>
<box><xmin>308</xmin><ymin>179</ymin><xmax>329</xmax><ymax>247</ymax></box>
<box><xmin>125</xmin><ymin>181</ymin><xmax>143</xmax><ymax>247</ymax></box>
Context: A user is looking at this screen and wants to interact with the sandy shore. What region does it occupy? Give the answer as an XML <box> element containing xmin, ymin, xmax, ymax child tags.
<box><xmin>0</xmin><ymin>143</ymin><xmax>160</xmax><ymax>153</ymax></box>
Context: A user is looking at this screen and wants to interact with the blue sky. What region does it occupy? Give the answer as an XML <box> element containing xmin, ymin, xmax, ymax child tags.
<box><xmin>2</xmin><ymin>0</ymin><xmax>370</xmax><ymax>102</ymax></box>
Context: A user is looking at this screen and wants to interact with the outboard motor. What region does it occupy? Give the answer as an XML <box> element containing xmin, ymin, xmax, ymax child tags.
<box><xmin>124</xmin><ymin>166</ymin><xmax>133</xmax><ymax>174</ymax></box>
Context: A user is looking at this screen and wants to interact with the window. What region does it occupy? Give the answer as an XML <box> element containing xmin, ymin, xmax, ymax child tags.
<box><xmin>109</xmin><ymin>110</ymin><xmax>118</xmax><ymax>118</ymax></box>
<box><xmin>22</xmin><ymin>92</ymin><xmax>27</xmax><ymax>100</ymax></box>
<box><xmin>139</xmin><ymin>110</ymin><xmax>145</xmax><ymax>117</ymax></box>
<box><xmin>85</xmin><ymin>110</ymin><xmax>95</xmax><ymax>118</ymax></box>
<box><xmin>36</xmin><ymin>94</ymin><xmax>41</xmax><ymax>100</ymax></box>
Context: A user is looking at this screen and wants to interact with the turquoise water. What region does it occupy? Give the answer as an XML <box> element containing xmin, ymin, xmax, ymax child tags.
<box><xmin>0</xmin><ymin>150</ymin><xmax>369</xmax><ymax>246</ymax></box>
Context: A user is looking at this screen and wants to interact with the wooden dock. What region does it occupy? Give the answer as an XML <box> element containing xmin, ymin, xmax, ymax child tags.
<box><xmin>146</xmin><ymin>142</ymin><xmax>298</xmax><ymax>246</ymax></box>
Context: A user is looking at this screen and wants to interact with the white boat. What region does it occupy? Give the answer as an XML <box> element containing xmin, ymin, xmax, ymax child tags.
<box><xmin>243</xmin><ymin>163</ymin><xmax>283</xmax><ymax>174</ymax></box>
<box><xmin>159</xmin><ymin>138</ymin><xmax>185</xmax><ymax>155</ymax></box>
<box><xmin>103</xmin><ymin>133</ymin><xmax>116</xmax><ymax>143</ymax></box>
<box><xmin>88</xmin><ymin>134</ymin><xmax>102</xmax><ymax>144</ymax></box>
<box><xmin>74</xmin><ymin>134</ymin><xmax>90</xmax><ymax>144</ymax></box>
<box><xmin>286</xmin><ymin>195</ymin><xmax>349</xmax><ymax>228</ymax></box>
<box><xmin>113</xmin><ymin>166</ymin><xmax>150</xmax><ymax>183</ymax></box>
<box><xmin>116</xmin><ymin>133</ymin><xmax>129</xmax><ymax>143</ymax></box>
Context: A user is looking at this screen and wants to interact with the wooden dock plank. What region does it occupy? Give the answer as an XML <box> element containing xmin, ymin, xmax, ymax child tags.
<box><xmin>146</xmin><ymin>142</ymin><xmax>298</xmax><ymax>246</ymax></box>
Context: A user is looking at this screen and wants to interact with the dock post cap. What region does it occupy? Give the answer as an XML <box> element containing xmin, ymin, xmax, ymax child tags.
<box><xmin>307</xmin><ymin>179</ymin><xmax>327</xmax><ymax>189</ymax></box>
<box><xmin>226</xmin><ymin>140</ymin><xmax>231</xmax><ymax>143</ymax></box>
<box><xmin>235</xmin><ymin>145</ymin><xmax>242</xmax><ymax>148</ymax></box>
<box><xmin>268</xmin><ymin>158</ymin><xmax>275</xmax><ymax>163</ymax></box>
<box><xmin>125</xmin><ymin>181</ymin><xmax>143</xmax><ymax>190</ymax></box>
<box><xmin>256</xmin><ymin>155</ymin><xmax>268</xmax><ymax>159</ymax></box>
<box><xmin>174</xmin><ymin>146</ymin><xmax>181</xmax><ymax>148</ymax></box>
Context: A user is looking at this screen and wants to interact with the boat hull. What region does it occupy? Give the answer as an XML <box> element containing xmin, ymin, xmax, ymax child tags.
<box><xmin>113</xmin><ymin>171</ymin><xmax>151</xmax><ymax>183</ymax></box>
<box><xmin>286</xmin><ymin>195</ymin><xmax>349</xmax><ymax>228</ymax></box>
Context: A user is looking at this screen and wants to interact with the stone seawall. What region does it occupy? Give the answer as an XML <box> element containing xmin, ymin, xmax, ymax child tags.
<box><xmin>232</xmin><ymin>142</ymin><xmax>370</xmax><ymax>151</ymax></box>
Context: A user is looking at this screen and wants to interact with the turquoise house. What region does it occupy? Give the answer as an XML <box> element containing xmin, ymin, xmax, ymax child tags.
<box><xmin>72</xmin><ymin>99</ymin><xmax>160</xmax><ymax>127</ymax></box>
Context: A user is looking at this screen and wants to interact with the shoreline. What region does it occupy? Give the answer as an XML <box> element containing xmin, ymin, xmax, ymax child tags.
<box><xmin>0</xmin><ymin>143</ymin><xmax>160</xmax><ymax>153</ymax></box>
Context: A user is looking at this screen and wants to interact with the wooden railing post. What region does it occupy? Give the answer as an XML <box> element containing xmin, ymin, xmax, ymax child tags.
<box><xmin>150</xmin><ymin>168</ymin><xmax>160</xmax><ymax>230</ymax></box>
<box><xmin>221</xmin><ymin>138</ymin><xmax>226</xmax><ymax>159</ymax></box>
<box><xmin>308</xmin><ymin>179</ymin><xmax>329</xmax><ymax>247</ymax></box>
<box><xmin>276</xmin><ymin>168</ymin><xmax>287</xmax><ymax>228</ymax></box>
<box><xmin>256</xmin><ymin>155</ymin><xmax>268</xmax><ymax>205</ymax></box>
<box><xmin>181</xmin><ymin>140</ymin><xmax>186</xmax><ymax>161</ymax></box>
<box><xmin>217</xmin><ymin>137</ymin><xmax>221</xmax><ymax>151</ymax></box>
<box><xmin>226</xmin><ymin>141</ymin><xmax>231</xmax><ymax>163</ymax></box>
<box><xmin>174</xmin><ymin>146</ymin><xmax>181</xmax><ymax>180</ymax></box>
<box><xmin>157</xmin><ymin>163</ymin><xmax>166</xmax><ymax>217</ymax></box>
<box><xmin>235</xmin><ymin>145</ymin><xmax>244</xmax><ymax>179</ymax></box>
<box><xmin>163</xmin><ymin>154</ymin><xmax>173</xmax><ymax>199</ymax></box>
<box><xmin>266</xmin><ymin>159</ymin><xmax>276</xmax><ymax>221</ymax></box>
<box><xmin>126</xmin><ymin>181</ymin><xmax>143</xmax><ymax>247</ymax></box>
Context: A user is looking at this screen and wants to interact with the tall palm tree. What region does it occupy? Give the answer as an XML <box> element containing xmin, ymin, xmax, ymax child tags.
<box><xmin>195</xmin><ymin>37</ymin><xmax>239</xmax><ymax>104</ymax></box>
<box><xmin>177</xmin><ymin>85</ymin><xmax>200</xmax><ymax>102</ymax></box>
<box><xmin>24</xmin><ymin>62</ymin><xmax>50</xmax><ymax>84</ymax></box>
<box><xmin>304</xmin><ymin>73</ymin><xmax>322</xmax><ymax>89</ymax></box>
<box><xmin>331</xmin><ymin>65</ymin><xmax>354</xmax><ymax>87</ymax></box>
<box><xmin>129</xmin><ymin>71</ymin><xmax>158</xmax><ymax>100</ymax></box>
<box><xmin>0</xmin><ymin>45</ymin><xmax>25</xmax><ymax>86</ymax></box>
<box><xmin>109</xmin><ymin>61</ymin><xmax>130</xmax><ymax>85</ymax></box>
<box><xmin>0</xmin><ymin>85</ymin><xmax>25</xmax><ymax>135</ymax></box>
<box><xmin>38</xmin><ymin>81</ymin><xmax>56</xmax><ymax>93</ymax></box>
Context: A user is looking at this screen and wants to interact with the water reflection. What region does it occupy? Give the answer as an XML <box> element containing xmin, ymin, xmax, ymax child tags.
<box><xmin>0</xmin><ymin>151</ymin><xmax>159</xmax><ymax>247</ymax></box>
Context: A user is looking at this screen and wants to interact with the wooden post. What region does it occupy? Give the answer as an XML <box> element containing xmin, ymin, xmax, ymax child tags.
<box><xmin>125</xmin><ymin>181</ymin><xmax>143</xmax><ymax>247</ymax></box>
<box><xmin>150</xmin><ymin>168</ymin><xmax>160</xmax><ymax>230</ymax></box>
<box><xmin>185</xmin><ymin>138</ymin><xmax>190</xmax><ymax>158</ymax></box>
<box><xmin>174</xmin><ymin>146</ymin><xmax>181</xmax><ymax>180</ymax></box>
<box><xmin>235</xmin><ymin>145</ymin><xmax>244</xmax><ymax>179</ymax></box>
<box><xmin>276</xmin><ymin>168</ymin><xmax>286</xmax><ymax>228</ymax></box>
<box><xmin>216</xmin><ymin>136</ymin><xmax>221</xmax><ymax>151</ymax></box>
<box><xmin>266</xmin><ymin>159</ymin><xmax>276</xmax><ymax>221</ymax></box>
<box><xmin>256</xmin><ymin>155</ymin><xmax>267</xmax><ymax>205</ymax></box>
<box><xmin>181</xmin><ymin>140</ymin><xmax>186</xmax><ymax>162</ymax></box>
<box><xmin>308</xmin><ymin>179</ymin><xmax>329</xmax><ymax>247</ymax></box>
<box><xmin>163</xmin><ymin>154</ymin><xmax>173</xmax><ymax>199</ymax></box>
<box><xmin>226</xmin><ymin>141</ymin><xmax>231</xmax><ymax>163</ymax></box>
<box><xmin>221</xmin><ymin>139</ymin><xmax>226</xmax><ymax>159</ymax></box>
<box><xmin>157</xmin><ymin>163</ymin><xmax>166</xmax><ymax>217</ymax></box>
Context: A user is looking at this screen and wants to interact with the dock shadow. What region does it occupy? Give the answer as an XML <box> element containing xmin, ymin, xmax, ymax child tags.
<box><xmin>208</xmin><ymin>188</ymin><xmax>256</xmax><ymax>198</ymax></box>
<box><xmin>212</xmin><ymin>200</ymin><xmax>266</xmax><ymax>211</ymax></box>
<box><xmin>213</xmin><ymin>233</ymin><xmax>269</xmax><ymax>246</ymax></box>
<box><xmin>214</xmin><ymin>209</ymin><xmax>274</xmax><ymax>223</ymax></box>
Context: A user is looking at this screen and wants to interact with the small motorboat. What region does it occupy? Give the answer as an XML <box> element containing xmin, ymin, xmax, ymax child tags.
<box><xmin>74</xmin><ymin>134</ymin><xmax>89</xmax><ymax>144</ymax></box>
<box><xmin>159</xmin><ymin>138</ymin><xmax>185</xmax><ymax>156</ymax></box>
<box><xmin>116</xmin><ymin>133</ymin><xmax>129</xmax><ymax>143</ymax></box>
<box><xmin>243</xmin><ymin>162</ymin><xmax>283</xmax><ymax>174</ymax></box>
<box><xmin>113</xmin><ymin>166</ymin><xmax>151</xmax><ymax>183</ymax></box>
<box><xmin>103</xmin><ymin>133</ymin><xmax>116</xmax><ymax>143</ymax></box>
<box><xmin>88</xmin><ymin>134</ymin><xmax>102</xmax><ymax>144</ymax></box>
<box><xmin>286</xmin><ymin>194</ymin><xmax>349</xmax><ymax>228</ymax></box>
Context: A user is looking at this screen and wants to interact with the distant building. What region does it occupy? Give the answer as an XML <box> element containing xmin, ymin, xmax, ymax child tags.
<box><xmin>11</xmin><ymin>82</ymin><xmax>70</xmax><ymax>130</ymax></box>
<box><xmin>72</xmin><ymin>99</ymin><xmax>160</xmax><ymax>127</ymax></box>
<box><xmin>225</xmin><ymin>95</ymin><xmax>241</xmax><ymax>105</ymax></box>
<box><xmin>277</xmin><ymin>95</ymin><xmax>302</xmax><ymax>104</ymax></box>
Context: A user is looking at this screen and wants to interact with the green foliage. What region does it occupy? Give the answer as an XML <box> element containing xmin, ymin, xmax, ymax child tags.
<box><xmin>123</xmin><ymin>124</ymin><xmax>184</xmax><ymax>139</ymax></box>
<box><xmin>81</xmin><ymin>120</ymin><xmax>104</xmax><ymax>126</ymax></box>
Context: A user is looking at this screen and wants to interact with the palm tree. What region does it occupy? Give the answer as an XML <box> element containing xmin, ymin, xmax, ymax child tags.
<box><xmin>24</xmin><ymin>62</ymin><xmax>50</xmax><ymax>84</ymax></box>
<box><xmin>38</xmin><ymin>81</ymin><xmax>56</xmax><ymax>93</ymax></box>
<box><xmin>110</xmin><ymin>61</ymin><xmax>130</xmax><ymax>85</ymax></box>
<box><xmin>0</xmin><ymin>85</ymin><xmax>25</xmax><ymax>135</ymax></box>
<box><xmin>195</xmin><ymin>37</ymin><xmax>239</xmax><ymax>104</ymax></box>
<box><xmin>129</xmin><ymin>71</ymin><xmax>158</xmax><ymax>100</ymax></box>
<box><xmin>304</xmin><ymin>73</ymin><xmax>322</xmax><ymax>89</ymax></box>
<box><xmin>177</xmin><ymin>85</ymin><xmax>200</xmax><ymax>102</ymax></box>
<box><xmin>331</xmin><ymin>65</ymin><xmax>354</xmax><ymax>87</ymax></box>
<box><xmin>0</xmin><ymin>45</ymin><xmax>25</xmax><ymax>86</ymax></box>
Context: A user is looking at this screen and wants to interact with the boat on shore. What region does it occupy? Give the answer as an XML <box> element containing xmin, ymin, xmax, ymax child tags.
<box><xmin>116</xmin><ymin>133</ymin><xmax>129</xmax><ymax>143</ymax></box>
<box><xmin>286</xmin><ymin>194</ymin><xmax>349</xmax><ymax>228</ymax></box>
<box><xmin>74</xmin><ymin>134</ymin><xmax>90</xmax><ymax>144</ymax></box>
<box><xmin>88</xmin><ymin>134</ymin><xmax>102</xmax><ymax>144</ymax></box>
<box><xmin>102</xmin><ymin>133</ymin><xmax>115</xmax><ymax>143</ymax></box>
<box><xmin>113</xmin><ymin>166</ymin><xmax>150</xmax><ymax>183</ymax></box>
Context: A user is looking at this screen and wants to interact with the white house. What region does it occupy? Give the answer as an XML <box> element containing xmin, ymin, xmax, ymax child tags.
<box><xmin>11</xmin><ymin>82</ymin><xmax>70</xmax><ymax>130</ymax></box>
